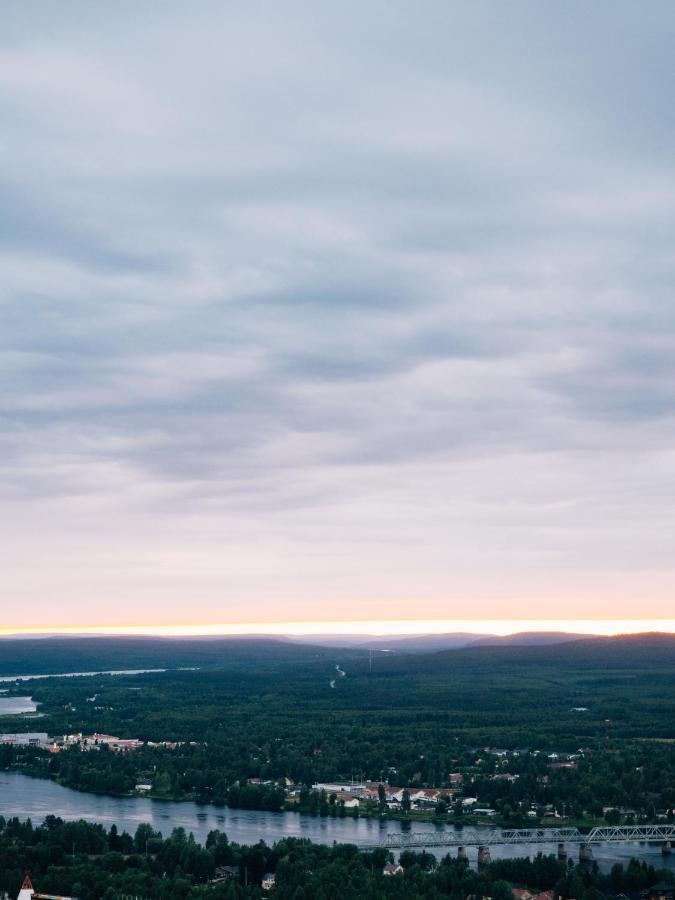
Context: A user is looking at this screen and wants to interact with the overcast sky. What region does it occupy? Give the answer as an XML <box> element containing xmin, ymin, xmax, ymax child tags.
<box><xmin>2</xmin><ymin>1</ymin><xmax>675</xmax><ymax>630</ymax></box>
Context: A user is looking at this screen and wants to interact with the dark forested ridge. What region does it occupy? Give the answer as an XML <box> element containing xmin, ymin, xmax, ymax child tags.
<box><xmin>0</xmin><ymin>636</ymin><xmax>367</xmax><ymax>676</ymax></box>
<box><xmin>366</xmin><ymin>632</ymin><xmax>675</xmax><ymax>673</ymax></box>
<box><xmin>2</xmin><ymin>631</ymin><xmax>673</xmax><ymax>676</ymax></box>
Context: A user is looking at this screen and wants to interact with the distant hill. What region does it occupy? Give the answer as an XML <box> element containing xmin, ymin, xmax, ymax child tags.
<box><xmin>2</xmin><ymin>631</ymin><xmax>672</xmax><ymax>678</ymax></box>
<box><xmin>286</xmin><ymin>632</ymin><xmax>485</xmax><ymax>651</ymax></box>
<box><xmin>0</xmin><ymin>636</ymin><xmax>367</xmax><ymax>677</ymax></box>
<box><xmin>1</xmin><ymin>630</ymin><xmax>598</xmax><ymax>657</ymax></box>
<box><xmin>467</xmin><ymin>631</ymin><xmax>596</xmax><ymax>647</ymax></box>
<box><xmin>369</xmin><ymin>631</ymin><xmax>675</xmax><ymax>674</ymax></box>
<box><xmin>287</xmin><ymin>630</ymin><xmax>597</xmax><ymax>652</ymax></box>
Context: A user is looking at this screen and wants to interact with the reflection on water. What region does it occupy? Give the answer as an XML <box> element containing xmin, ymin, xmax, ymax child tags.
<box><xmin>0</xmin><ymin>772</ymin><xmax>673</xmax><ymax>871</ymax></box>
<box><xmin>0</xmin><ymin>696</ymin><xmax>37</xmax><ymax>714</ymax></box>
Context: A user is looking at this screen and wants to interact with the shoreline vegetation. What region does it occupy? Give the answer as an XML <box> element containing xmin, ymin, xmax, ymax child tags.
<box><xmin>0</xmin><ymin>813</ymin><xmax>673</xmax><ymax>900</ymax></box>
<box><xmin>0</xmin><ymin>755</ymin><xmax>639</xmax><ymax>832</ymax></box>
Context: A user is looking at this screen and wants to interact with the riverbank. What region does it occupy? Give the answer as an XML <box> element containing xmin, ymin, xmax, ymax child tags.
<box><xmin>3</xmin><ymin>805</ymin><xmax>673</xmax><ymax>900</ymax></box>
<box><xmin>2</xmin><ymin>762</ymin><xmax>639</xmax><ymax>833</ymax></box>
<box><xmin>9</xmin><ymin>766</ymin><xmax>601</xmax><ymax>831</ymax></box>
<box><xmin>2</xmin><ymin>771</ymin><xmax>675</xmax><ymax>875</ymax></box>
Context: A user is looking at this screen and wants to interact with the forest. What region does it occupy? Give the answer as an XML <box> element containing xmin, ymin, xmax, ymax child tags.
<box><xmin>1</xmin><ymin>634</ymin><xmax>675</xmax><ymax>824</ymax></box>
<box><xmin>0</xmin><ymin>637</ymin><xmax>365</xmax><ymax>677</ymax></box>
<box><xmin>0</xmin><ymin>814</ymin><xmax>673</xmax><ymax>900</ymax></box>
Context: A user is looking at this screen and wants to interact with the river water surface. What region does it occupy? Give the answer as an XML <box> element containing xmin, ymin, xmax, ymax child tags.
<box><xmin>0</xmin><ymin>696</ymin><xmax>38</xmax><ymax>714</ymax></box>
<box><xmin>0</xmin><ymin>669</ymin><xmax>190</xmax><ymax>683</ymax></box>
<box><xmin>1</xmin><ymin>773</ymin><xmax>673</xmax><ymax>871</ymax></box>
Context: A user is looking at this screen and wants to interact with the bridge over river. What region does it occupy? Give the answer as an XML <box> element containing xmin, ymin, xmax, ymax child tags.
<box><xmin>365</xmin><ymin>825</ymin><xmax>675</xmax><ymax>862</ymax></box>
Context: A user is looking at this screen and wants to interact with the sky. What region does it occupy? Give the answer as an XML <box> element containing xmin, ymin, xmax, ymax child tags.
<box><xmin>2</xmin><ymin>2</ymin><xmax>675</xmax><ymax>632</ymax></box>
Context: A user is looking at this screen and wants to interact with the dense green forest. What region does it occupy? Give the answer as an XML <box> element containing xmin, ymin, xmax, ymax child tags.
<box><xmin>0</xmin><ymin>815</ymin><xmax>673</xmax><ymax>900</ymax></box>
<box><xmin>1</xmin><ymin>635</ymin><xmax>675</xmax><ymax>823</ymax></box>
<box><xmin>0</xmin><ymin>637</ymin><xmax>365</xmax><ymax>676</ymax></box>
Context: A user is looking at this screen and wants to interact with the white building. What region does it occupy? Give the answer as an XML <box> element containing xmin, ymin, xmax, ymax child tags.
<box><xmin>16</xmin><ymin>873</ymin><xmax>75</xmax><ymax>900</ymax></box>
<box><xmin>0</xmin><ymin>733</ymin><xmax>49</xmax><ymax>747</ymax></box>
<box><xmin>383</xmin><ymin>863</ymin><xmax>404</xmax><ymax>876</ymax></box>
<box><xmin>17</xmin><ymin>874</ymin><xmax>34</xmax><ymax>900</ymax></box>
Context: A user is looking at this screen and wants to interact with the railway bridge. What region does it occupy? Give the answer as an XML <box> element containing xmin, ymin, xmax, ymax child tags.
<box><xmin>363</xmin><ymin>825</ymin><xmax>675</xmax><ymax>863</ymax></box>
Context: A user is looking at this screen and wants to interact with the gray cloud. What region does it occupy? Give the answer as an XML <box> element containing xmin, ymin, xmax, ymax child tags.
<box><xmin>1</xmin><ymin>1</ymin><xmax>675</xmax><ymax>624</ymax></box>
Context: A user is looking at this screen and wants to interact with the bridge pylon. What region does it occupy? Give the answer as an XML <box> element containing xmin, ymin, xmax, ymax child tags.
<box><xmin>557</xmin><ymin>843</ymin><xmax>567</xmax><ymax>860</ymax></box>
<box><xmin>579</xmin><ymin>843</ymin><xmax>593</xmax><ymax>862</ymax></box>
<box><xmin>662</xmin><ymin>841</ymin><xmax>672</xmax><ymax>855</ymax></box>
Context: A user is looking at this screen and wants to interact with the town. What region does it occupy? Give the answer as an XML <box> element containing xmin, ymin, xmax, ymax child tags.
<box><xmin>3</xmin><ymin>732</ymin><xmax>674</xmax><ymax>831</ymax></box>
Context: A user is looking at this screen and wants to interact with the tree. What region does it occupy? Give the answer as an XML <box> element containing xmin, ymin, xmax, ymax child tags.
<box><xmin>153</xmin><ymin>770</ymin><xmax>172</xmax><ymax>796</ymax></box>
<box><xmin>435</xmin><ymin>798</ymin><xmax>449</xmax><ymax>817</ymax></box>
<box><xmin>401</xmin><ymin>788</ymin><xmax>411</xmax><ymax>815</ymax></box>
<box><xmin>493</xmin><ymin>880</ymin><xmax>515</xmax><ymax>900</ymax></box>
<box><xmin>133</xmin><ymin>823</ymin><xmax>159</xmax><ymax>854</ymax></box>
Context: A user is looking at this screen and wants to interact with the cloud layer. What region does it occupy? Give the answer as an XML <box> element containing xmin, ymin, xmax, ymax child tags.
<box><xmin>2</xmin><ymin>1</ymin><xmax>675</xmax><ymax>626</ymax></box>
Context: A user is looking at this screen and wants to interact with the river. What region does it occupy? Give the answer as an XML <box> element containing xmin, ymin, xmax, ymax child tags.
<box><xmin>0</xmin><ymin>773</ymin><xmax>673</xmax><ymax>871</ymax></box>
<box><xmin>0</xmin><ymin>668</ymin><xmax>193</xmax><ymax>683</ymax></box>
<box><xmin>0</xmin><ymin>696</ymin><xmax>38</xmax><ymax>714</ymax></box>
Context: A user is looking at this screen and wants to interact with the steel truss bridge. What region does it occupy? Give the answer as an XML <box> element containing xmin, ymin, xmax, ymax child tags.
<box><xmin>365</xmin><ymin>825</ymin><xmax>675</xmax><ymax>850</ymax></box>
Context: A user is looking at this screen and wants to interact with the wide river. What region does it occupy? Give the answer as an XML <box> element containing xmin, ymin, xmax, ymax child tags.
<box><xmin>1</xmin><ymin>773</ymin><xmax>673</xmax><ymax>871</ymax></box>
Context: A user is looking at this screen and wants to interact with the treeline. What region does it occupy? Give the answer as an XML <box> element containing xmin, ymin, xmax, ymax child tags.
<box><xmin>0</xmin><ymin>814</ymin><xmax>673</xmax><ymax>900</ymax></box>
<box><xmin>0</xmin><ymin>637</ymin><xmax>365</xmax><ymax>677</ymax></box>
<box><xmin>5</xmin><ymin>735</ymin><xmax>675</xmax><ymax>827</ymax></box>
<box><xmin>468</xmin><ymin>744</ymin><xmax>675</xmax><ymax>825</ymax></box>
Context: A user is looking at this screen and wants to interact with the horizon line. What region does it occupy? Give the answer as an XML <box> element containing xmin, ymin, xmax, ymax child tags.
<box><xmin>1</xmin><ymin>618</ymin><xmax>675</xmax><ymax>638</ymax></box>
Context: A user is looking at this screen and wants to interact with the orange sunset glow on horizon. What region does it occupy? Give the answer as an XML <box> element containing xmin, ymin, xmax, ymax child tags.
<box><xmin>2</xmin><ymin>619</ymin><xmax>675</xmax><ymax>638</ymax></box>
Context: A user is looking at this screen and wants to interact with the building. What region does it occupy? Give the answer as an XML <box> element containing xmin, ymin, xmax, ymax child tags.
<box><xmin>312</xmin><ymin>782</ymin><xmax>367</xmax><ymax>793</ymax></box>
<box><xmin>411</xmin><ymin>789</ymin><xmax>440</xmax><ymax>809</ymax></box>
<box><xmin>17</xmin><ymin>875</ymin><xmax>34</xmax><ymax>900</ymax></box>
<box><xmin>384</xmin><ymin>787</ymin><xmax>405</xmax><ymax>805</ymax></box>
<box><xmin>383</xmin><ymin>863</ymin><xmax>404</xmax><ymax>876</ymax></box>
<box><xmin>644</xmin><ymin>884</ymin><xmax>674</xmax><ymax>900</ymax></box>
<box><xmin>0</xmin><ymin>733</ymin><xmax>49</xmax><ymax>748</ymax></box>
<box><xmin>261</xmin><ymin>873</ymin><xmax>276</xmax><ymax>890</ymax></box>
<box><xmin>210</xmin><ymin>866</ymin><xmax>239</xmax><ymax>882</ymax></box>
<box><xmin>17</xmin><ymin>874</ymin><xmax>75</xmax><ymax>900</ymax></box>
<box><xmin>62</xmin><ymin>733</ymin><xmax>144</xmax><ymax>752</ymax></box>
<box><xmin>87</xmin><ymin>734</ymin><xmax>143</xmax><ymax>752</ymax></box>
